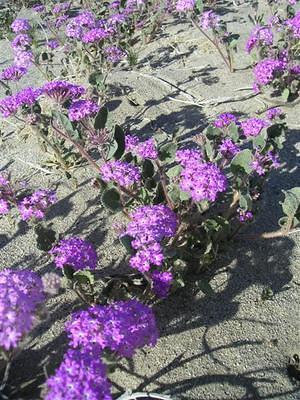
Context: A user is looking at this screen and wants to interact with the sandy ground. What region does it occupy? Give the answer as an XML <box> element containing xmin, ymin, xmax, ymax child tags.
<box><xmin>0</xmin><ymin>1</ymin><xmax>299</xmax><ymax>399</ymax></box>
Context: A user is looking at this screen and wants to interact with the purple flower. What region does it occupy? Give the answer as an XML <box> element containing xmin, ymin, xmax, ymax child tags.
<box><xmin>42</xmin><ymin>81</ymin><xmax>85</xmax><ymax>103</ymax></box>
<box><xmin>238</xmin><ymin>208</ymin><xmax>253</xmax><ymax>222</ymax></box>
<box><xmin>104</xmin><ymin>46</ymin><xmax>126</xmax><ymax>63</ymax></box>
<box><xmin>136</xmin><ymin>138</ymin><xmax>158</xmax><ymax>159</ymax></box>
<box><xmin>14</xmin><ymin>49</ymin><xmax>33</xmax><ymax>68</ymax></box>
<box><xmin>200</xmin><ymin>11</ymin><xmax>220</xmax><ymax>30</ymax></box>
<box><xmin>251</xmin><ymin>150</ymin><xmax>280</xmax><ymax>175</ymax></box>
<box><xmin>125</xmin><ymin>205</ymin><xmax>177</xmax><ymax>272</ymax></box>
<box><xmin>125</xmin><ymin>134</ymin><xmax>140</xmax><ymax>151</ymax></box>
<box><xmin>240</xmin><ymin>118</ymin><xmax>268</xmax><ymax>137</ymax></box>
<box><xmin>253</xmin><ymin>58</ymin><xmax>285</xmax><ymax>87</ymax></box>
<box><xmin>32</xmin><ymin>4</ymin><xmax>46</xmax><ymax>12</ymax></box>
<box><xmin>65</xmin><ymin>21</ymin><xmax>82</xmax><ymax>39</ymax></box>
<box><xmin>68</xmin><ymin>99</ymin><xmax>100</xmax><ymax>121</ymax></box>
<box><xmin>45</xmin><ymin>348</ymin><xmax>112</xmax><ymax>400</ymax></box>
<box><xmin>11</xmin><ymin>33</ymin><xmax>32</xmax><ymax>50</ymax></box>
<box><xmin>18</xmin><ymin>189</ymin><xmax>57</xmax><ymax>221</ymax></box>
<box><xmin>53</xmin><ymin>2</ymin><xmax>70</xmax><ymax>14</ymax></box>
<box><xmin>50</xmin><ymin>237</ymin><xmax>98</xmax><ymax>270</ymax></box>
<box><xmin>266</xmin><ymin>107</ymin><xmax>283</xmax><ymax>120</ymax></box>
<box><xmin>151</xmin><ymin>271</ymin><xmax>173</xmax><ymax>298</ymax></box>
<box><xmin>286</xmin><ymin>11</ymin><xmax>300</xmax><ymax>38</ymax></box>
<box><xmin>246</xmin><ymin>26</ymin><xmax>273</xmax><ymax>53</ymax></box>
<box><xmin>100</xmin><ymin>161</ymin><xmax>141</xmax><ymax>187</ymax></box>
<box><xmin>55</xmin><ymin>15</ymin><xmax>68</xmax><ymax>28</ymax></box>
<box><xmin>47</xmin><ymin>39</ymin><xmax>59</xmax><ymax>49</ymax></box>
<box><xmin>66</xmin><ymin>300</ymin><xmax>158</xmax><ymax>357</ymax></box>
<box><xmin>0</xmin><ymin>269</ymin><xmax>44</xmax><ymax>351</ymax></box>
<box><xmin>126</xmin><ymin>205</ymin><xmax>178</xmax><ymax>246</ymax></box>
<box><xmin>213</xmin><ymin>113</ymin><xmax>238</xmax><ymax>129</ymax></box>
<box><xmin>0</xmin><ymin>87</ymin><xmax>42</xmax><ymax>117</ymax></box>
<box><xmin>81</xmin><ymin>27</ymin><xmax>112</xmax><ymax>43</ymax></box>
<box><xmin>218</xmin><ymin>138</ymin><xmax>239</xmax><ymax>158</ymax></box>
<box><xmin>176</xmin><ymin>0</ymin><xmax>195</xmax><ymax>12</ymax></box>
<box><xmin>176</xmin><ymin>148</ymin><xmax>202</xmax><ymax>167</ymax></box>
<box><xmin>0</xmin><ymin>65</ymin><xmax>27</xmax><ymax>81</ymax></box>
<box><xmin>0</xmin><ymin>199</ymin><xmax>10</xmax><ymax>215</ymax></box>
<box><xmin>11</xmin><ymin>19</ymin><xmax>31</xmax><ymax>33</ymax></box>
<box><xmin>179</xmin><ymin>162</ymin><xmax>227</xmax><ymax>202</ymax></box>
<box><xmin>75</xmin><ymin>11</ymin><xmax>96</xmax><ymax>28</ymax></box>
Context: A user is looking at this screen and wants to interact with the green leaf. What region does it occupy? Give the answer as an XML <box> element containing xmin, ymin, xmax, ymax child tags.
<box><xmin>63</xmin><ymin>265</ymin><xmax>74</xmax><ymax>280</ymax></box>
<box><xmin>282</xmin><ymin>88</ymin><xmax>290</xmax><ymax>102</ymax></box>
<box><xmin>205</xmin><ymin>125</ymin><xmax>221</xmax><ymax>139</ymax></box>
<box><xmin>119</xmin><ymin>234</ymin><xmax>135</xmax><ymax>254</ymax></box>
<box><xmin>204</xmin><ymin>140</ymin><xmax>214</xmax><ymax>161</ymax></box>
<box><xmin>252</xmin><ymin>130</ymin><xmax>267</xmax><ymax>148</ymax></box>
<box><xmin>281</xmin><ymin>187</ymin><xmax>300</xmax><ymax>220</ymax></box>
<box><xmin>106</xmin><ymin>139</ymin><xmax>118</xmax><ymax>160</ymax></box>
<box><xmin>231</xmin><ymin>149</ymin><xmax>252</xmax><ymax>174</ymax></box>
<box><xmin>113</xmin><ymin>125</ymin><xmax>125</xmax><ymax>160</ymax></box>
<box><xmin>195</xmin><ymin>0</ymin><xmax>203</xmax><ymax>13</ymax></box>
<box><xmin>239</xmin><ymin>193</ymin><xmax>252</xmax><ymax>211</ymax></box>
<box><xmin>101</xmin><ymin>188</ymin><xmax>122</xmax><ymax>211</ymax></box>
<box><xmin>196</xmin><ymin>279</ymin><xmax>214</xmax><ymax>296</ymax></box>
<box><xmin>166</xmin><ymin>165</ymin><xmax>181</xmax><ymax>178</ymax></box>
<box><xmin>73</xmin><ymin>270</ymin><xmax>95</xmax><ymax>285</ymax></box>
<box><xmin>89</xmin><ymin>71</ymin><xmax>103</xmax><ymax>86</ymax></box>
<box><xmin>227</xmin><ymin>122</ymin><xmax>239</xmax><ymax>142</ymax></box>
<box><xmin>159</xmin><ymin>143</ymin><xmax>177</xmax><ymax>163</ymax></box>
<box><xmin>94</xmin><ymin>106</ymin><xmax>108</xmax><ymax>130</ymax></box>
<box><xmin>168</xmin><ymin>186</ymin><xmax>180</xmax><ymax>203</ymax></box>
<box><xmin>142</xmin><ymin>159</ymin><xmax>155</xmax><ymax>179</ymax></box>
<box><xmin>52</xmin><ymin>111</ymin><xmax>79</xmax><ymax>138</ymax></box>
<box><xmin>179</xmin><ymin>190</ymin><xmax>190</xmax><ymax>201</ymax></box>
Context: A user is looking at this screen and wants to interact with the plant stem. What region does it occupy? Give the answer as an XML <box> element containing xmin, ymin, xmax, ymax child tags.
<box><xmin>51</xmin><ymin>122</ymin><xmax>100</xmax><ymax>172</ymax></box>
<box><xmin>191</xmin><ymin>19</ymin><xmax>232</xmax><ymax>72</ymax></box>
<box><xmin>155</xmin><ymin>160</ymin><xmax>174</xmax><ymax>209</ymax></box>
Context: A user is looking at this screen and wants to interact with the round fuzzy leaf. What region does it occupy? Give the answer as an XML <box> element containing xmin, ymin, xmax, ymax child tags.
<box><xmin>73</xmin><ymin>270</ymin><xmax>95</xmax><ymax>285</ymax></box>
<box><xmin>101</xmin><ymin>188</ymin><xmax>122</xmax><ymax>211</ymax></box>
<box><xmin>119</xmin><ymin>234</ymin><xmax>135</xmax><ymax>254</ymax></box>
<box><xmin>281</xmin><ymin>188</ymin><xmax>300</xmax><ymax>219</ymax></box>
<box><xmin>231</xmin><ymin>149</ymin><xmax>252</xmax><ymax>174</ymax></box>
<box><xmin>142</xmin><ymin>159</ymin><xmax>155</xmax><ymax>179</ymax></box>
<box><xmin>52</xmin><ymin>111</ymin><xmax>79</xmax><ymax>138</ymax></box>
<box><xmin>94</xmin><ymin>106</ymin><xmax>108</xmax><ymax>130</ymax></box>
<box><xmin>166</xmin><ymin>165</ymin><xmax>181</xmax><ymax>178</ymax></box>
<box><xmin>159</xmin><ymin>143</ymin><xmax>177</xmax><ymax>163</ymax></box>
<box><xmin>113</xmin><ymin>125</ymin><xmax>125</xmax><ymax>160</ymax></box>
<box><xmin>34</xmin><ymin>224</ymin><xmax>57</xmax><ymax>252</ymax></box>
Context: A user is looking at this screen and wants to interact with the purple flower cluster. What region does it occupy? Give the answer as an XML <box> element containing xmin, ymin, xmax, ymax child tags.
<box><xmin>32</xmin><ymin>4</ymin><xmax>46</xmax><ymax>13</ymax></box>
<box><xmin>0</xmin><ymin>65</ymin><xmax>27</xmax><ymax>81</ymax></box>
<box><xmin>251</xmin><ymin>150</ymin><xmax>280</xmax><ymax>175</ymax></box>
<box><xmin>151</xmin><ymin>271</ymin><xmax>173</xmax><ymax>298</ymax></box>
<box><xmin>246</xmin><ymin>26</ymin><xmax>273</xmax><ymax>53</ymax></box>
<box><xmin>125</xmin><ymin>205</ymin><xmax>177</xmax><ymax>273</ymax></box>
<box><xmin>104</xmin><ymin>46</ymin><xmax>126</xmax><ymax>63</ymax></box>
<box><xmin>18</xmin><ymin>189</ymin><xmax>56</xmax><ymax>221</ymax></box>
<box><xmin>200</xmin><ymin>11</ymin><xmax>220</xmax><ymax>30</ymax></box>
<box><xmin>53</xmin><ymin>2</ymin><xmax>70</xmax><ymax>15</ymax></box>
<box><xmin>176</xmin><ymin>0</ymin><xmax>195</xmax><ymax>12</ymax></box>
<box><xmin>240</xmin><ymin>118</ymin><xmax>268</xmax><ymax>137</ymax></box>
<box><xmin>11</xmin><ymin>33</ymin><xmax>32</xmax><ymax>50</ymax></box>
<box><xmin>218</xmin><ymin>138</ymin><xmax>240</xmax><ymax>159</ymax></box>
<box><xmin>0</xmin><ymin>269</ymin><xmax>44</xmax><ymax>351</ymax></box>
<box><xmin>176</xmin><ymin>148</ymin><xmax>202</xmax><ymax>166</ymax></box>
<box><xmin>81</xmin><ymin>27</ymin><xmax>114</xmax><ymax>44</ymax></box>
<box><xmin>45</xmin><ymin>348</ymin><xmax>112</xmax><ymax>400</ymax></box>
<box><xmin>125</xmin><ymin>135</ymin><xmax>158</xmax><ymax>159</ymax></box>
<box><xmin>214</xmin><ymin>113</ymin><xmax>238</xmax><ymax>129</ymax></box>
<box><xmin>253</xmin><ymin>58</ymin><xmax>285</xmax><ymax>88</ymax></box>
<box><xmin>47</xmin><ymin>39</ymin><xmax>59</xmax><ymax>50</ymax></box>
<box><xmin>50</xmin><ymin>237</ymin><xmax>98</xmax><ymax>270</ymax></box>
<box><xmin>179</xmin><ymin>162</ymin><xmax>227</xmax><ymax>202</ymax></box>
<box><xmin>0</xmin><ymin>175</ymin><xmax>13</xmax><ymax>215</ymax></box>
<box><xmin>66</xmin><ymin>300</ymin><xmax>158</xmax><ymax>357</ymax></box>
<box><xmin>286</xmin><ymin>11</ymin><xmax>300</xmax><ymax>38</ymax></box>
<box><xmin>11</xmin><ymin>18</ymin><xmax>31</xmax><ymax>33</ymax></box>
<box><xmin>68</xmin><ymin>99</ymin><xmax>100</xmax><ymax>121</ymax></box>
<box><xmin>42</xmin><ymin>81</ymin><xmax>85</xmax><ymax>103</ymax></box>
<box><xmin>0</xmin><ymin>87</ymin><xmax>42</xmax><ymax>117</ymax></box>
<box><xmin>266</xmin><ymin>107</ymin><xmax>283</xmax><ymax>120</ymax></box>
<box><xmin>100</xmin><ymin>161</ymin><xmax>141</xmax><ymax>187</ymax></box>
<box><xmin>238</xmin><ymin>208</ymin><xmax>253</xmax><ymax>223</ymax></box>
<box><xmin>66</xmin><ymin>11</ymin><xmax>96</xmax><ymax>39</ymax></box>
